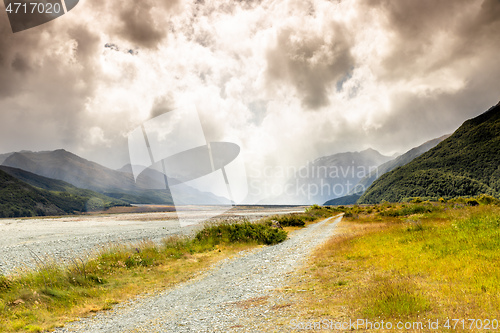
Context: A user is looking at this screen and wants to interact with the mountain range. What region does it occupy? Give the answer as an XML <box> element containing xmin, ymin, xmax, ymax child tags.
<box><xmin>264</xmin><ymin>148</ymin><xmax>393</xmax><ymax>205</ymax></box>
<box><xmin>1</xmin><ymin>150</ymin><xmax>230</xmax><ymax>206</ymax></box>
<box><xmin>1</xmin><ymin>101</ymin><xmax>498</xmax><ymax>216</ymax></box>
<box><xmin>0</xmin><ymin>167</ymin><xmax>100</xmax><ymax>218</ymax></box>
<box><xmin>323</xmin><ymin>134</ymin><xmax>450</xmax><ymax>205</ymax></box>
<box><xmin>358</xmin><ymin>102</ymin><xmax>500</xmax><ymax>203</ymax></box>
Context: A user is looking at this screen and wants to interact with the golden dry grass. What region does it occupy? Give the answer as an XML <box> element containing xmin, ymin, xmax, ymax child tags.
<box><xmin>280</xmin><ymin>204</ymin><xmax>500</xmax><ymax>332</ymax></box>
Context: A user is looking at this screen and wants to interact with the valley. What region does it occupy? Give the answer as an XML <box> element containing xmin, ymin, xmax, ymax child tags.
<box><xmin>0</xmin><ymin>205</ymin><xmax>304</xmax><ymax>275</ymax></box>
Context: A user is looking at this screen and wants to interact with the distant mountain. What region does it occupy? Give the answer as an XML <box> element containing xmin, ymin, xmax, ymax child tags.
<box><xmin>323</xmin><ymin>135</ymin><xmax>450</xmax><ymax>205</ymax></box>
<box><xmin>1</xmin><ymin>149</ymin><xmax>229</xmax><ymax>205</ymax></box>
<box><xmin>1</xmin><ymin>149</ymin><xmax>177</xmax><ymax>204</ymax></box>
<box><xmin>359</xmin><ymin>102</ymin><xmax>500</xmax><ymax>203</ymax></box>
<box><xmin>0</xmin><ymin>168</ymin><xmax>91</xmax><ymax>218</ymax></box>
<box><xmin>0</xmin><ymin>152</ymin><xmax>13</xmax><ymax>165</ymax></box>
<box><xmin>266</xmin><ymin>148</ymin><xmax>392</xmax><ymax>205</ymax></box>
<box><xmin>324</xmin><ymin>193</ymin><xmax>361</xmax><ymax>206</ymax></box>
<box><xmin>3</xmin><ymin>150</ymin><xmax>139</xmax><ymax>193</ymax></box>
<box><xmin>0</xmin><ymin>166</ymin><xmax>129</xmax><ymax>210</ymax></box>
<box><xmin>351</xmin><ymin>135</ymin><xmax>451</xmax><ymax>195</ymax></box>
<box><xmin>117</xmin><ymin>163</ymin><xmax>231</xmax><ymax>205</ymax></box>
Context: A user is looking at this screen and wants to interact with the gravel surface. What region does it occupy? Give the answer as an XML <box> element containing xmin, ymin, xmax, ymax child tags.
<box><xmin>0</xmin><ymin>207</ymin><xmax>304</xmax><ymax>275</ymax></box>
<box><xmin>53</xmin><ymin>215</ymin><xmax>342</xmax><ymax>333</ymax></box>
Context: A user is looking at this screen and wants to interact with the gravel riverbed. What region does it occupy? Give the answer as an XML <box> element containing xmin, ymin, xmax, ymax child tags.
<box><xmin>53</xmin><ymin>215</ymin><xmax>342</xmax><ymax>333</ymax></box>
<box><xmin>0</xmin><ymin>207</ymin><xmax>304</xmax><ymax>275</ymax></box>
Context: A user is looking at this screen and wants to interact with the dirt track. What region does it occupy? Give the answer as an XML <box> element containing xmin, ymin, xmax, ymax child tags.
<box><xmin>54</xmin><ymin>215</ymin><xmax>342</xmax><ymax>332</ymax></box>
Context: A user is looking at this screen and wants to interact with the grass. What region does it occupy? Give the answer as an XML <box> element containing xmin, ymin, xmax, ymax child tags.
<box><xmin>0</xmin><ymin>217</ymin><xmax>291</xmax><ymax>332</ymax></box>
<box><xmin>263</xmin><ymin>205</ymin><xmax>335</xmax><ymax>227</ymax></box>
<box><xmin>284</xmin><ymin>201</ymin><xmax>500</xmax><ymax>332</ymax></box>
<box><xmin>0</xmin><ymin>207</ymin><xmax>336</xmax><ymax>332</ymax></box>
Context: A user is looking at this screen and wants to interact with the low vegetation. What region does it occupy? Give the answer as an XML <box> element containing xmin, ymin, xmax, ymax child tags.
<box><xmin>359</xmin><ymin>104</ymin><xmax>500</xmax><ymax>204</ymax></box>
<box><xmin>288</xmin><ymin>197</ymin><xmax>500</xmax><ymax>331</ymax></box>
<box><xmin>0</xmin><ymin>207</ymin><xmax>336</xmax><ymax>333</ymax></box>
<box><xmin>0</xmin><ymin>169</ymin><xmax>128</xmax><ymax>218</ymax></box>
<box><xmin>263</xmin><ymin>205</ymin><xmax>334</xmax><ymax>227</ymax></box>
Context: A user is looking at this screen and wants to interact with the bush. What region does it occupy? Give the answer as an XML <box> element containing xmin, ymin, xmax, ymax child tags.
<box><xmin>477</xmin><ymin>194</ymin><xmax>500</xmax><ymax>205</ymax></box>
<box><xmin>410</xmin><ymin>197</ymin><xmax>422</xmax><ymax>204</ymax></box>
<box><xmin>265</xmin><ymin>206</ymin><xmax>334</xmax><ymax>227</ymax></box>
<box><xmin>381</xmin><ymin>204</ymin><xmax>434</xmax><ymax>217</ymax></box>
<box><xmin>194</xmin><ymin>221</ymin><xmax>287</xmax><ymax>245</ymax></box>
<box><xmin>466</xmin><ymin>198</ymin><xmax>479</xmax><ymax>206</ymax></box>
<box><xmin>272</xmin><ymin>214</ymin><xmax>306</xmax><ymax>227</ymax></box>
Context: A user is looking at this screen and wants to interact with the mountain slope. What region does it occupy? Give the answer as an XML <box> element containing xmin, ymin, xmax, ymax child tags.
<box><xmin>324</xmin><ymin>193</ymin><xmax>361</xmax><ymax>206</ymax></box>
<box><xmin>0</xmin><ymin>166</ymin><xmax>129</xmax><ymax>209</ymax></box>
<box><xmin>1</xmin><ymin>150</ymin><xmax>230</xmax><ymax>205</ymax></box>
<box><xmin>358</xmin><ymin>102</ymin><xmax>500</xmax><ymax>203</ymax></box>
<box><xmin>2</xmin><ymin>150</ymin><xmax>176</xmax><ymax>204</ymax></box>
<box><xmin>0</xmin><ymin>152</ymin><xmax>13</xmax><ymax>165</ymax></box>
<box><xmin>3</xmin><ymin>150</ymin><xmax>139</xmax><ymax>193</ymax></box>
<box><xmin>267</xmin><ymin>148</ymin><xmax>392</xmax><ymax>205</ymax></box>
<box><xmin>0</xmin><ymin>169</ymin><xmax>91</xmax><ymax>217</ymax></box>
<box><xmin>351</xmin><ymin>135</ymin><xmax>451</xmax><ymax>195</ymax></box>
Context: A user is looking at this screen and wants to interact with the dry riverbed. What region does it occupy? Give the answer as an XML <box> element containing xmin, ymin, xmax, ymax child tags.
<box><xmin>53</xmin><ymin>215</ymin><xmax>342</xmax><ymax>332</ymax></box>
<box><xmin>0</xmin><ymin>206</ymin><xmax>305</xmax><ymax>275</ymax></box>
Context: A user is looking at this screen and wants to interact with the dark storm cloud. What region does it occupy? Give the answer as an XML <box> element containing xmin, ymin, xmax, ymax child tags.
<box><xmin>455</xmin><ymin>0</ymin><xmax>500</xmax><ymax>54</ymax></box>
<box><xmin>0</xmin><ymin>16</ymin><xmax>40</xmax><ymax>97</ymax></box>
<box><xmin>0</xmin><ymin>11</ymin><xmax>102</xmax><ymax>152</ymax></box>
<box><xmin>265</xmin><ymin>23</ymin><xmax>355</xmax><ymax>109</ymax></box>
<box><xmin>84</xmin><ymin>0</ymin><xmax>180</xmax><ymax>49</ymax></box>
<box><xmin>350</xmin><ymin>0</ymin><xmax>500</xmax><ymax>155</ymax></box>
<box><xmin>363</xmin><ymin>0</ymin><xmax>500</xmax><ymax>79</ymax></box>
<box><xmin>113</xmin><ymin>0</ymin><xmax>180</xmax><ymax>49</ymax></box>
<box><xmin>11</xmin><ymin>53</ymin><xmax>31</xmax><ymax>73</ymax></box>
<box><xmin>116</xmin><ymin>4</ymin><xmax>165</xmax><ymax>49</ymax></box>
<box><xmin>368</xmin><ymin>73</ymin><xmax>500</xmax><ymax>154</ymax></box>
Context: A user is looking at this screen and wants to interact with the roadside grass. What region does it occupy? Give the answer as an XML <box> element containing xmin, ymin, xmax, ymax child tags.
<box><xmin>263</xmin><ymin>205</ymin><xmax>334</xmax><ymax>228</ymax></box>
<box><xmin>0</xmin><ymin>218</ymin><xmax>291</xmax><ymax>332</ymax></box>
<box><xmin>287</xmin><ymin>203</ymin><xmax>500</xmax><ymax>331</ymax></box>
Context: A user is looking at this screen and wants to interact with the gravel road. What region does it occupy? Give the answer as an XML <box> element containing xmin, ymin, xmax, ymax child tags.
<box><xmin>54</xmin><ymin>215</ymin><xmax>342</xmax><ymax>333</ymax></box>
<box><xmin>0</xmin><ymin>206</ymin><xmax>304</xmax><ymax>275</ymax></box>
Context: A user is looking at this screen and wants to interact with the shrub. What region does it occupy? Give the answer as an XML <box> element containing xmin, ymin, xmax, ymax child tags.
<box><xmin>466</xmin><ymin>198</ymin><xmax>479</xmax><ymax>206</ymax></box>
<box><xmin>477</xmin><ymin>194</ymin><xmax>500</xmax><ymax>205</ymax></box>
<box><xmin>194</xmin><ymin>221</ymin><xmax>287</xmax><ymax>245</ymax></box>
<box><xmin>381</xmin><ymin>204</ymin><xmax>434</xmax><ymax>217</ymax></box>
<box><xmin>265</xmin><ymin>206</ymin><xmax>334</xmax><ymax>227</ymax></box>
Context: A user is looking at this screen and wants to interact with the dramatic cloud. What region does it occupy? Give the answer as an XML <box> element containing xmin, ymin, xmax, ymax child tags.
<box><xmin>266</xmin><ymin>21</ymin><xmax>354</xmax><ymax>109</ymax></box>
<box><xmin>0</xmin><ymin>0</ymin><xmax>499</xmax><ymax>201</ymax></box>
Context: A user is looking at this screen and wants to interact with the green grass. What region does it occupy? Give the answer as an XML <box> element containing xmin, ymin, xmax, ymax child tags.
<box><xmin>0</xmin><ymin>168</ymin><xmax>129</xmax><ymax>218</ymax></box>
<box><xmin>288</xmin><ymin>202</ymin><xmax>500</xmax><ymax>331</ymax></box>
<box><xmin>263</xmin><ymin>205</ymin><xmax>334</xmax><ymax>227</ymax></box>
<box><xmin>195</xmin><ymin>221</ymin><xmax>287</xmax><ymax>245</ymax></box>
<box><xmin>0</xmin><ymin>217</ymin><xmax>292</xmax><ymax>332</ymax></box>
<box><xmin>358</xmin><ymin>103</ymin><xmax>500</xmax><ymax>204</ymax></box>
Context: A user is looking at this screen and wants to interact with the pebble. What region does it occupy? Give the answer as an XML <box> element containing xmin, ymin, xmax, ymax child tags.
<box><xmin>54</xmin><ymin>216</ymin><xmax>342</xmax><ymax>332</ymax></box>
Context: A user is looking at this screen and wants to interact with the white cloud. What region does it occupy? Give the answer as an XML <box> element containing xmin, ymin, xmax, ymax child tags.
<box><xmin>0</xmin><ymin>0</ymin><xmax>499</xmax><ymax>198</ymax></box>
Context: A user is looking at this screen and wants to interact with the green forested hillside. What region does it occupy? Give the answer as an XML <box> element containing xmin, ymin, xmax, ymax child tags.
<box><xmin>0</xmin><ymin>166</ymin><xmax>129</xmax><ymax>208</ymax></box>
<box><xmin>324</xmin><ymin>193</ymin><xmax>361</xmax><ymax>206</ymax></box>
<box><xmin>0</xmin><ymin>169</ymin><xmax>88</xmax><ymax>217</ymax></box>
<box><xmin>358</xmin><ymin>102</ymin><xmax>500</xmax><ymax>203</ymax></box>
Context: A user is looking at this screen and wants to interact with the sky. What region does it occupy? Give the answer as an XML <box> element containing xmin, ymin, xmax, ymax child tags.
<box><xmin>1</xmin><ymin>0</ymin><xmax>499</xmax><ymax>175</ymax></box>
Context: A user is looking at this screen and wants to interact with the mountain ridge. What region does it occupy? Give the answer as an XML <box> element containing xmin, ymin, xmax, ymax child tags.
<box><xmin>262</xmin><ymin>148</ymin><xmax>392</xmax><ymax>205</ymax></box>
<box><xmin>2</xmin><ymin>149</ymin><xmax>231</xmax><ymax>205</ymax></box>
<box><xmin>0</xmin><ymin>168</ymin><xmax>94</xmax><ymax>217</ymax></box>
<box><xmin>358</xmin><ymin>102</ymin><xmax>500</xmax><ymax>203</ymax></box>
<box><xmin>0</xmin><ymin>165</ymin><xmax>129</xmax><ymax>209</ymax></box>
